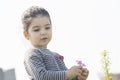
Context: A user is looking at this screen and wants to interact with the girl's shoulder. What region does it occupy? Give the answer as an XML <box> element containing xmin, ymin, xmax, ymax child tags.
<box><xmin>24</xmin><ymin>47</ymin><xmax>53</xmax><ymax>58</ymax></box>
<box><xmin>24</xmin><ymin>47</ymin><xmax>42</xmax><ymax>59</ymax></box>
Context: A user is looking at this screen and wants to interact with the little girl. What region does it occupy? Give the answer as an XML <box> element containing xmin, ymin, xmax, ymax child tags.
<box><xmin>22</xmin><ymin>6</ymin><xmax>89</xmax><ymax>80</ymax></box>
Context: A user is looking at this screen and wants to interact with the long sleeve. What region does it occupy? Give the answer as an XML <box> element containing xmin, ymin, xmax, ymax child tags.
<box><xmin>24</xmin><ymin>50</ymin><xmax>66</xmax><ymax>80</ymax></box>
<box><xmin>53</xmin><ymin>53</ymin><xmax>78</xmax><ymax>80</ymax></box>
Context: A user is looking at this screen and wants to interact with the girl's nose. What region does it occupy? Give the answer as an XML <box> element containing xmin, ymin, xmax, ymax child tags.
<box><xmin>40</xmin><ymin>29</ymin><xmax>46</xmax><ymax>35</ymax></box>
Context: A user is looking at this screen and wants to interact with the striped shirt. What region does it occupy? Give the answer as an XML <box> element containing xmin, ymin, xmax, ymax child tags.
<box><xmin>24</xmin><ymin>47</ymin><xmax>77</xmax><ymax>80</ymax></box>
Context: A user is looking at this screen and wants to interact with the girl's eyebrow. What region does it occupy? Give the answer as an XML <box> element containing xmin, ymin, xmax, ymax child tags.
<box><xmin>32</xmin><ymin>23</ymin><xmax>51</xmax><ymax>29</ymax></box>
<box><xmin>45</xmin><ymin>23</ymin><xmax>51</xmax><ymax>26</ymax></box>
<box><xmin>32</xmin><ymin>26</ymin><xmax>39</xmax><ymax>29</ymax></box>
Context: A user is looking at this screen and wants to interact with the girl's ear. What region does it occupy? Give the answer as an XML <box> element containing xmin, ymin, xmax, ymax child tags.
<box><xmin>23</xmin><ymin>31</ymin><xmax>29</xmax><ymax>40</ymax></box>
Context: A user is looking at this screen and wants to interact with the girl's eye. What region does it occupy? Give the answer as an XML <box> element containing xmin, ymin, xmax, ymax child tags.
<box><xmin>33</xmin><ymin>29</ymin><xmax>40</xmax><ymax>32</ymax></box>
<box><xmin>45</xmin><ymin>27</ymin><xmax>50</xmax><ymax>30</ymax></box>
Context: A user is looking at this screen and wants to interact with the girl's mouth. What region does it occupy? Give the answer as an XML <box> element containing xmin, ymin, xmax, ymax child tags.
<box><xmin>41</xmin><ymin>37</ymin><xmax>48</xmax><ymax>40</ymax></box>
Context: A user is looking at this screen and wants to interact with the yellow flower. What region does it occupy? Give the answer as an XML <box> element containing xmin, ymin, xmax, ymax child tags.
<box><xmin>101</xmin><ymin>50</ymin><xmax>112</xmax><ymax>80</ymax></box>
<box><xmin>104</xmin><ymin>76</ymin><xmax>112</xmax><ymax>80</ymax></box>
<box><xmin>102</xmin><ymin>50</ymin><xmax>108</xmax><ymax>56</ymax></box>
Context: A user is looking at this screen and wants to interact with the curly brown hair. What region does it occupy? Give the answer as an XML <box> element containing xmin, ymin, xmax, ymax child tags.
<box><xmin>22</xmin><ymin>6</ymin><xmax>51</xmax><ymax>32</ymax></box>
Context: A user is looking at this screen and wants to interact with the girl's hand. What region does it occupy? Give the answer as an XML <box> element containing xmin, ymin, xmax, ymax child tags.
<box><xmin>78</xmin><ymin>68</ymin><xmax>89</xmax><ymax>80</ymax></box>
<box><xmin>76</xmin><ymin>60</ymin><xmax>89</xmax><ymax>80</ymax></box>
<box><xmin>66</xmin><ymin>66</ymin><xmax>83</xmax><ymax>80</ymax></box>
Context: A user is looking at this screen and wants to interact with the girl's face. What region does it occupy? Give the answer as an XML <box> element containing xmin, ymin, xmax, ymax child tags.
<box><xmin>24</xmin><ymin>15</ymin><xmax>52</xmax><ymax>48</ymax></box>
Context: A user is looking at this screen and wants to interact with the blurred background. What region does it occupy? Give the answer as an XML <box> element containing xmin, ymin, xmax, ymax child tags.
<box><xmin>0</xmin><ymin>0</ymin><xmax>120</xmax><ymax>80</ymax></box>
